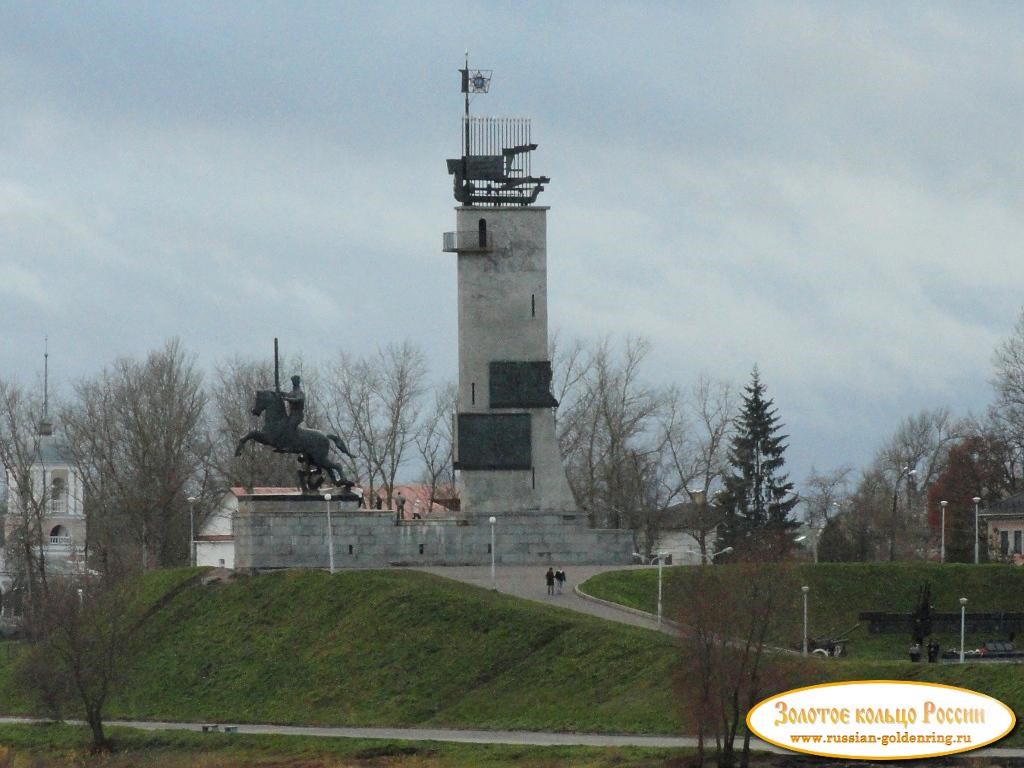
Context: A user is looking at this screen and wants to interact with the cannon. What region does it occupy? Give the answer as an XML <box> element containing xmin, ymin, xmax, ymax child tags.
<box><xmin>802</xmin><ymin>622</ymin><xmax>862</xmax><ymax>658</ymax></box>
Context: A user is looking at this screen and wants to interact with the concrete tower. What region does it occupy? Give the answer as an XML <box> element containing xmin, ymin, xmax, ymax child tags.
<box><xmin>444</xmin><ymin>63</ymin><xmax>575</xmax><ymax>520</ymax></box>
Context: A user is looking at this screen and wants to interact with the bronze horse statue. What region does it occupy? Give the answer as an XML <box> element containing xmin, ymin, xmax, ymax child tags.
<box><xmin>234</xmin><ymin>389</ymin><xmax>355</xmax><ymax>492</ymax></box>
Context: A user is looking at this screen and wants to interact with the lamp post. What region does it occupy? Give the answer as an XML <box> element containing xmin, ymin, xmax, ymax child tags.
<box><xmin>959</xmin><ymin>596</ymin><xmax>968</xmax><ymax>663</ymax></box>
<box><xmin>939</xmin><ymin>500</ymin><xmax>948</xmax><ymax>564</ymax></box>
<box><xmin>488</xmin><ymin>516</ymin><xmax>497</xmax><ymax>589</ymax></box>
<box><xmin>324</xmin><ymin>493</ymin><xmax>335</xmax><ymax>574</ymax></box>
<box><xmin>187</xmin><ymin>496</ymin><xmax>197</xmax><ymax>568</ymax></box>
<box><xmin>889</xmin><ymin>466</ymin><xmax>917</xmax><ymax>561</ymax></box>
<box><xmin>802</xmin><ymin>585</ymin><xmax>810</xmax><ymax>656</ymax></box>
<box><xmin>656</xmin><ymin>552</ymin><xmax>666</xmax><ymax>627</ymax></box>
<box><xmin>973</xmin><ymin>496</ymin><xmax>982</xmax><ymax>564</ymax></box>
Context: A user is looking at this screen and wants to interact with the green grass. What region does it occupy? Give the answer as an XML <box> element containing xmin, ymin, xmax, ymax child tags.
<box><xmin>1</xmin><ymin>563</ymin><xmax>1020</xmax><ymax>753</ymax></box>
<box><xmin>582</xmin><ymin>562</ymin><xmax>1024</xmax><ymax>745</ymax></box>
<box><xmin>0</xmin><ymin>569</ymin><xmax>680</xmax><ymax>735</ymax></box>
<box><xmin>583</xmin><ymin>562</ymin><xmax>1024</xmax><ymax>659</ymax></box>
<box><xmin>0</xmin><ymin>723</ymin><xmax>694</xmax><ymax>767</ymax></box>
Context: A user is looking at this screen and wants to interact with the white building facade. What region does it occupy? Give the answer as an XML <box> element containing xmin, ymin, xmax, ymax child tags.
<box><xmin>1</xmin><ymin>423</ymin><xmax>87</xmax><ymax>608</ymax></box>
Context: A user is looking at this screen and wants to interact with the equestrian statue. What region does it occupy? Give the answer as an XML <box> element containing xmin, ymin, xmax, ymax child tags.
<box><xmin>234</xmin><ymin>342</ymin><xmax>356</xmax><ymax>493</ymax></box>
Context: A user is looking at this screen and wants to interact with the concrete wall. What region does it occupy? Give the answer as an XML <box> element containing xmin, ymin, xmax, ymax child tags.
<box><xmin>197</xmin><ymin>540</ymin><xmax>235</xmax><ymax>569</ymax></box>
<box><xmin>454</xmin><ymin>205</ymin><xmax>577</xmax><ymax>517</ymax></box>
<box><xmin>233</xmin><ymin>496</ymin><xmax>633</xmax><ymax>569</ymax></box>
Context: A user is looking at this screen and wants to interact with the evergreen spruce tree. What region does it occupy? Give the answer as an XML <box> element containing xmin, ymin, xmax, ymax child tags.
<box><xmin>717</xmin><ymin>367</ymin><xmax>799</xmax><ymax>557</ymax></box>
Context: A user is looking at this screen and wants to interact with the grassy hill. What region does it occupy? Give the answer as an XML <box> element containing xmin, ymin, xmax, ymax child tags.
<box><xmin>582</xmin><ymin>561</ymin><xmax>1024</xmax><ymax>745</ymax></box>
<box><xmin>0</xmin><ymin>568</ymin><xmax>680</xmax><ymax>735</ymax></box>
<box><xmin>582</xmin><ymin>562</ymin><xmax>1024</xmax><ymax>659</ymax></box>
<box><xmin>0</xmin><ymin>563</ymin><xmax>1019</xmax><ymax>749</ymax></box>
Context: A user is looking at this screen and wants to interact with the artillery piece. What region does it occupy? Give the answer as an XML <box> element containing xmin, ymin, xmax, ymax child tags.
<box><xmin>802</xmin><ymin>622</ymin><xmax>862</xmax><ymax>658</ymax></box>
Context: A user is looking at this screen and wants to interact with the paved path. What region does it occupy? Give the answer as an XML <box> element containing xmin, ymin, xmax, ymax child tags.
<box><xmin>3</xmin><ymin>717</ymin><xmax>1022</xmax><ymax>758</ymax></box>
<box><xmin>413</xmin><ymin>564</ymin><xmax>675</xmax><ymax>634</ymax></box>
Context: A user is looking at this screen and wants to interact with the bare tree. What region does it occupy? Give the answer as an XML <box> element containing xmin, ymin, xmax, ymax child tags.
<box><xmin>416</xmin><ymin>381</ymin><xmax>457</xmax><ymax>511</ymax></box>
<box><xmin>555</xmin><ymin>336</ymin><xmax>666</xmax><ymax>531</ymax></box>
<box><xmin>662</xmin><ymin>376</ymin><xmax>737</xmax><ymax>559</ymax></box>
<box><xmin>63</xmin><ymin>339</ymin><xmax>211</xmax><ymax>572</ymax></box>
<box><xmin>802</xmin><ymin>465</ymin><xmax>852</xmax><ymax>528</ymax></box>
<box><xmin>680</xmin><ymin>557</ymin><xmax>798</xmax><ymax>768</ymax></box>
<box><xmin>987</xmin><ymin>310</ymin><xmax>1024</xmax><ymax>492</ymax></box>
<box><xmin>16</xmin><ymin>572</ymin><xmax>147</xmax><ymax>752</ymax></box>
<box><xmin>873</xmin><ymin>408</ymin><xmax>963</xmax><ymax>559</ymax></box>
<box><xmin>325</xmin><ymin>341</ymin><xmax>428</xmax><ymax>508</ymax></box>
<box><xmin>992</xmin><ymin>307</ymin><xmax>1024</xmax><ymax>425</ymax></box>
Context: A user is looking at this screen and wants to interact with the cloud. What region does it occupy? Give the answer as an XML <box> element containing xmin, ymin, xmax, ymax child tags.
<box><xmin>2</xmin><ymin>2</ymin><xmax>1023</xmax><ymax>484</ymax></box>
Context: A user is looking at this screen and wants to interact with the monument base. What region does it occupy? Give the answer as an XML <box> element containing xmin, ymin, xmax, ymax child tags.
<box><xmin>233</xmin><ymin>496</ymin><xmax>633</xmax><ymax>570</ymax></box>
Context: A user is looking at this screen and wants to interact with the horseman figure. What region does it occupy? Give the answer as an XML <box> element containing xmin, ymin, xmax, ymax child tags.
<box><xmin>234</xmin><ymin>371</ymin><xmax>356</xmax><ymax>493</ymax></box>
<box><xmin>283</xmin><ymin>375</ymin><xmax>305</xmax><ymax>433</ymax></box>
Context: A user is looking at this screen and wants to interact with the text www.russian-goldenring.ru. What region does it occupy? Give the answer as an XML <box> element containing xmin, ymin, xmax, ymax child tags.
<box><xmin>790</xmin><ymin>732</ymin><xmax>973</xmax><ymax>748</ymax></box>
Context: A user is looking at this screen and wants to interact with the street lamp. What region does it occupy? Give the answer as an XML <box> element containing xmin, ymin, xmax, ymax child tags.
<box><xmin>889</xmin><ymin>466</ymin><xmax>917</xmax><ymax>561</ymax></box>
<box><xmin>939</xmin><ymin>500</ymin><xmax>948</xmax><ymax>564</ymax></box>
<box><xmin>656</xmin><ymin>551</ymin><xmax>667</xmax><ymax>627</ymax></box>
<box><xmin>802</xmin><ymin>585</ymin><xmax>810</xmax><ymax>656</ymax></box>
<box><xmin>187</xmin><ymin>496</ymin><xmax>197</xmax><ymax>568</ymax></box>
<box><xmin>959</xmin><ymin>596</ymin><xmax>968</xmax><ymax>663</ymax></box>
<box><xmin>972</xmin><ymin>496</ymin><xmax>982</xmax><ymax>564</ymax></box>
<box><xmin>324</xmin><ymin>493</ymin><xmax>335</xmax><ymax>574</ymax></box>
<box><xmin>488</xmin><ymin>516</ymin><xmax>497</xmax><ymax>589</ymax></box>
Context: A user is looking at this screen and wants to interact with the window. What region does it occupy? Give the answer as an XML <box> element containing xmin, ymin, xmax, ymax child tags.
<box><xmin>48</xmin><ymin>525</ymin><xmax>69</xmax><ymax>546</ymax></box>
<box><xmin>1000</xmin><ymin>530</ymin><xmax>1009</xmax><ymax>556</ymax></box>
<box><xmin>49</xmin><ymin>476</ymin><xmax>66</xmax><ymax>514</ymax></box>
<box><xmin>348</xmin><ymin>544</ymin><xmax>354</xmax><ymax>554</ymax></box>
<box><xmin>1015</xmin><ymin>530</ymin><xmax>1022</xmax><ymax>555</ymax></box>
<box><xmin>218</xmin><ymin>558</ymin><xmax>225</xmax><ymax>567</ymax></box>
<box><xmin>478</xmin><ymin>218</ymin><xmax>487</xmax><ymax>248</ymax></box>
<box><xmin>418</xmin><ymin>543</ymin><xmax>425</xmax><ymax>555</ymax></box>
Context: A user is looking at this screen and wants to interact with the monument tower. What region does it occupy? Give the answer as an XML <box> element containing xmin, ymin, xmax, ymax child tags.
<box><xmin>444</xmin><ymin>59</ymin><xmax>577</xmax><ymax>520</ymax></box>
<box><xmin>228</xmin><ymin>61</ymin><xmax>632</xmax><ymax>571</ymax></box>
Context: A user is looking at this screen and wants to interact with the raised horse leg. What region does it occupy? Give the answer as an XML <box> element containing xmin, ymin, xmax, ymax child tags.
<box><xmin>235</xmin><ymin>430</ymin><xmax>270</xmax><ymax>457</ymax></box>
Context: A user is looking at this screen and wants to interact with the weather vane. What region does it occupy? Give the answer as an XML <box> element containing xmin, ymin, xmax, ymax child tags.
<box><xmin>447</xmin><ymin>53</ymin><xmax>549</xmax><ymax>206</ymax></box>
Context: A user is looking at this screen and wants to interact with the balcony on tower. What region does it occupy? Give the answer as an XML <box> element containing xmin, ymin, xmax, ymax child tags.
<box><xmin>442</xmin><ymin>228</ymin><xmax>494</xmax><ymax>253</ymax></box>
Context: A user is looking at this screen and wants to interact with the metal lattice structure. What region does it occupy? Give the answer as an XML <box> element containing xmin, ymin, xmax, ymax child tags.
<box><xmin>446</xmin><ymin>60</ymin><xmax>550</xmax><ymax>206</ymax></box>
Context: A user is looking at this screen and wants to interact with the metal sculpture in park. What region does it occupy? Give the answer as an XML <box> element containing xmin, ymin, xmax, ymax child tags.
<box><xmin>446</xmin><ymin>55</ymin><xmax>550</xmax><ymax>206</ymax></box>
<box><xmin>234</xmin><ymin>340</ymin><xmax>355</xmax><ymax>493</ymax></box>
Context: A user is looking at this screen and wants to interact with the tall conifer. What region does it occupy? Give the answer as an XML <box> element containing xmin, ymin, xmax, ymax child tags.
<box><xmin>717</xmin><ymin>367</ymin><xmax>799</xmax><ymax>555</ymax></box>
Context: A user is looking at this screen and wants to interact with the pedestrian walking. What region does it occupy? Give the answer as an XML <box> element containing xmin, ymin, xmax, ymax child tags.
<box><xmin>555</xmin><ymin>567</ymin><xmax>566</xmax><ymax>594</ymax></box>
<box><xmin>545</xmin><ymin>567</ymin><xmax>555</xmax><ymax>596</ymax></box>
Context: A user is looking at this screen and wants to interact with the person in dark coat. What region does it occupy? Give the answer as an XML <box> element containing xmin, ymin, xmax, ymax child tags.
<box><xmin>555</xmin><ymin>567</ymin><xmax>566</xmax><ymax>594</ymax></box>
<box><xmin>545</xmin><ymin>567</ymin><xmax>555</xmax><ymax>595</ymax></box>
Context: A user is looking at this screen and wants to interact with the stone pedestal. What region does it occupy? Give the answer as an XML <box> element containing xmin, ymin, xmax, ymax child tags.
<box><xmin>232</xmin><ymin>495</ymin><xmax>632</xmax><ymax>570</ymax></box>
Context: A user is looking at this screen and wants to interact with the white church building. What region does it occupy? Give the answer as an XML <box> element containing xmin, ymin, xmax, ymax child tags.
<box><xmin>1</xmin><ymin>414</ymin><xmax>87</xmax><ymax>610</ymax></box>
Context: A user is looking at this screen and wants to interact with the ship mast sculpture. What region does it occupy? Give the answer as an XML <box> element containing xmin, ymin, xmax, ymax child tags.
<box><xmin>446</xmin><ymin>54</ymin><xmax>550</xmax><ymax>206</ymax></box>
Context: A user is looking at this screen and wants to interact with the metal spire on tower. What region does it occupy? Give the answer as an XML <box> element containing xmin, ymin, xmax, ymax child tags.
<box><xmin>39</xmin><ymin>336</ymin><xmax>53</xmax><ymax>436</ymax></box>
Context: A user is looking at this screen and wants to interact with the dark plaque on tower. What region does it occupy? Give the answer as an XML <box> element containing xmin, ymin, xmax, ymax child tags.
<box><xmin>455</xmin><ymin>413</ymin><xmax>532</xmax><ymax>470</ymax></box>
<box><xmin>489</xmin><ymin>361</ymin><xmax>559</xmax><ymax>409</ymax></box>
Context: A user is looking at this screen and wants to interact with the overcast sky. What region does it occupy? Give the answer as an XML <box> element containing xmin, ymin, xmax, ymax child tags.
<box><xmin>3</xmin><ymin>2</ymin><xmax>1023</xmax><ymax>487</ymax></box>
